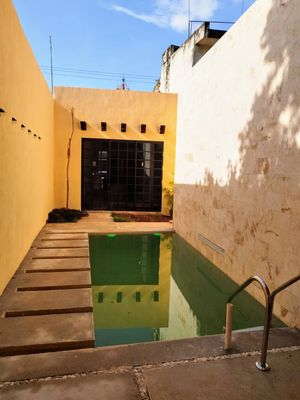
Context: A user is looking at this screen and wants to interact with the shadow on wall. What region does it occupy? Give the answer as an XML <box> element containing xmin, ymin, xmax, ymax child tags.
<box><xmin>174</xmin><ymin>1</ymin><xmax>300</xmax><ymax>326</ymax></box>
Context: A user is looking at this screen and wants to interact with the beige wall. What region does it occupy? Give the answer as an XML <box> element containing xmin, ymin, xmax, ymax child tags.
<box><xmin>54</xmin><ymin>88</ymin><xmax>177</xmax><ymax>214</ymax></box>
<box><xmin>159</xmin><ymin>23</ymin><xmax>220</xmax><ymax>94</ymax></box>
<box><xmin>0</xmin><ymin>0</ymin><xmax>54</xmax><ymax>294</ymax></box>
<box><xmin>162</xmin><ymin>0</ymin><xmax>300</xmax><ymax>326</ymax></box>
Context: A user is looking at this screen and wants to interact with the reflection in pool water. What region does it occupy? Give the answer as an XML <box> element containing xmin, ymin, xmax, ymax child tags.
<box><xmin>89</xmin><ymin>233</ymin><xmax>283</xmax><ymax>347</ymax></box>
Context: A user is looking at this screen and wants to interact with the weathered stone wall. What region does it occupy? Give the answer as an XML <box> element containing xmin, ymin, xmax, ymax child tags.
<box><xmin>162</xmin><ymin>0</ymin><xmax>300</xmax><ymax>327</ymax></box>
<box><xmin>159</xmin><ymin>23</ymin><xmax>218</xmax><ymax>95</ymax></box>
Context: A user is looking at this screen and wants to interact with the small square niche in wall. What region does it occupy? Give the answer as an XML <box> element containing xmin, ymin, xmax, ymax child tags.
<box><xmin>160</xmin><ymin>125</ymin><xmax>166</xmax><ymax>134</ymax></box>
<box><xmin>141</xmin><ymin>124</ymin><xmax>146</xmax><ymax>133</ymax></box>
<box><xmin>101</xmin><ymin>122</ymin><xmax>107</xmax><ymax>131</ymax></box>
<box><xmin>80</xmin><ymin>121</ymin><xmax>87</xmax><ymax>131</ymax></box>
<box><xmin>121</xmin><ymin>123</ymin><xmax>126</xmax><ymax>132</ymax></box>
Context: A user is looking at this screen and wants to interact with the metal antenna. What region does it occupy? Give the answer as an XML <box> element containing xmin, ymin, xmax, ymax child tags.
<box><xmin>49</xmin><ymin>36</ymin><xmax>54</xmax><ymax>95</ymax></box>
<box><xmin>188</xmin><ymin>0</ymin><xmax>191</xmax><ymax>37</ymax></box>
<box><xmin>241</xmin><ymin>0</ymin><xmax>245</xmax><ymax>14</ymax></box>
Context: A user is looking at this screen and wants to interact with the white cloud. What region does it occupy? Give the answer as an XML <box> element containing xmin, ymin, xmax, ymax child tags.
<box><xmin>110</xmin><ymin>0</ymin><xmax>220</xmax><ymax>33</ymax></box>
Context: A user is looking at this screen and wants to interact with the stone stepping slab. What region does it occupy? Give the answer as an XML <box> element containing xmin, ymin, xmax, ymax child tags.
<box><xmin>32</xmin><ymin>248</ymin><xmax>89</xmax><ymax>259</ymax></box>
<box><xmin>45</xmin><ymin>230</ymin><xmax>89</xmax><ymax>234</ymax></box>
<box><xmin>0</xmin><ymin>372</ymin><xmax>138</xmax><ymax>400</ymax></box>
<box><xmin>27</xmin><ymin>258</ymin><xmax>90</xmax><ymax>271</ymax></box>
<box><xmin>0</xmin><ymin>313</ymin><xmax>94</xmax><ymax>356</ymax></box>
<box><xmin>0</xmin><ymin>289</ymin><xmax>92</xmax><ymax>317</ymax></box>
<box><xmin>37</xmin><ymin>240</ymin><xmax>88</xmax><ymax>249</ymax></box>
<box><xmin>15</xmin><ymin>271</ymin><xmax>91</xmax><ymax>291</ymax></box>
<box><xmin>41</xmin><ymin>233</ymin><xmax>88</xmax><ymax>240</ymax></box>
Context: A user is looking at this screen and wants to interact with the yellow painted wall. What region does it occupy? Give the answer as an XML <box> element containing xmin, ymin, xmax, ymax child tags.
<box><xmin>54</xmin><ymin>88</ymin><xmax>177</xmax><ymax>214</ymax></box>
<box><xmin>0</xmin><ymin>0</ymin><xmax>54</xmax><ymax>294</ymax></box>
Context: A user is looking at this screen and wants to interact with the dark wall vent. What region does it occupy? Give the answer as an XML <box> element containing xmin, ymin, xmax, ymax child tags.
<box><xmin>160</xmin><ymin>125</ymin><xmax>166</xmax><ymax>134</ymax></box>
<box><xmin>101</xmin><ymin>122</ymin><xmax>107</xmax><ymax>131</ymax></box>
<box><xmin>141</xmin><ymin>124</ymin><xmax>146</xmax><ymax>134</ymax></box>
<box><xmin>80</xmin><ymin>121</ymin><xmax>87</xmax><ymax>131</ymax></box>
<box><xmin>121</xmin><ymin>123</ymin><xmax>126</xmax><ymax>132</ymax></box>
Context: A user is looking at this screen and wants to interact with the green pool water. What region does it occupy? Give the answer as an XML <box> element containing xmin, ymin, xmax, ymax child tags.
<box><xmin>89</xmin><ymin>233</ymin><xmax>284</xmax><ymax>347</ymax></box>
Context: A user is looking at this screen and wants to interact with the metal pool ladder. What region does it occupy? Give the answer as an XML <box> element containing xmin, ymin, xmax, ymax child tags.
<box><xmin>224</xmin><ymin>274</ymin><xmax>300</xmax><ymax>371</ymax></box>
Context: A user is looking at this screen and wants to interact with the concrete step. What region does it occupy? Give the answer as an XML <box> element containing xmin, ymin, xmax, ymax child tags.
<box><xmin>1</xmin><ymin>352</ymin><xmax>299</xmax><ymax>399</ymax></box>
<box><xmin>32</xmin><ymin>248</ymin><xmax>89</xmax><ymax>259</ymax></box>
<box><xmin>41</xmin><ymin>233</ymin><xmax>88</xmax><ymax>240</ymax></box>
<box><xmin>0</xmin><ymin>313</ymin><xmax>94</xmax><ymax>356</ymax></box>
<box><xmin>37</xmin><ymin>240</ymin><xmax>88</xmax><ymax>249</ymax></box>
<box><xmin>0</xmin><ymin>328</ymin><xmax>299</xmax><ymax>383</ymax></box>
<box><xmin>27</xmin><ymin>258</ymin><xmax>90</xmax><ymax>271</ymax></box>
<box><xmin>15</xmin><ymin>271</ymin><xmax>91</xmax><ymax>290</ymax></box>
<box><xmin>0</xmin><ymin>289</ymin><xmax>92</xmax><ymax>317</ymax></box>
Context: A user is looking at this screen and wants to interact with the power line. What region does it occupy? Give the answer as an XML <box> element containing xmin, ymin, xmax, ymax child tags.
<box><xmin>189</xmin><ymin>20</ymin><xmax>235</xmax><ymax>25</ymax></box>
<box><xmin>40</xmin><ymin>65</ymin><xmax>158</xmax><ymax>80</ymax></box>
<box><xmin>42</xmin><ymin>70</ymin><xmax>155</xmax><ymax>85</ymax></box>
<box><xmin>49</xmin><ymin>36</ymin><xmax>54</xmax><ymax>95</ymax></box>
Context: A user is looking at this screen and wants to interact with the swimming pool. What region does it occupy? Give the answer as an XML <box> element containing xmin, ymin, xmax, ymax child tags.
<box><xmin>89</xmin><ymin>232</ymin><xmax>283</xmax><ymax>347</ymax></box>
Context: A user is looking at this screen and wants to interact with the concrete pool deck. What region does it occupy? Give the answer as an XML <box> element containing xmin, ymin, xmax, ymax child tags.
<box><xmin>0</xmin><ymin>212</ymin><xmax>299</xmax><ymax>398</ymax></box>
<box><xmin>0</xmin><ymin>330</ymin><xmax>300</xmax><ymax>399</ymax></box>
<box><xmin>5</xmin><ymin>350</ymin><xmax>300</xmax><ymax>400</ymax></box>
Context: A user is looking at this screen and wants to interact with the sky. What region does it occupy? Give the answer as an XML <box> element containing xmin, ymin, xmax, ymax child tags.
<box><xmin>13</xmin><ymin>0</ymin><xmax>256</xmax><ymax>92</ymax></box>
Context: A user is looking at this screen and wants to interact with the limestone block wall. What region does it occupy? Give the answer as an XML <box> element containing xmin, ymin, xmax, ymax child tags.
<box><xmin>0</xmin><ymin>1</ymin><xmax>54</xmax><ymax>294</ymax></box>
<box><xmin>167</xmin><ymin>0</ymin><xmax>300</xmax><ymax>326</ymax></box>
<box><xmin>160</xmin><ymin>23</ymin><xmax>219</xmax><ymax>94</ymax></box>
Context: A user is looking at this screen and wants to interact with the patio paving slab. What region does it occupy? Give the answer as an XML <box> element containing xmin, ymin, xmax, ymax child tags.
<box><xmin>0</xmin><ymin>289</ymin><xmax>92</xmax><ymax>317</ymax></box>
<box><xmin>14</xmin><ymin>271</ymin><xmax>91</xmax><ymax>290</ymax></box>
<box><xmin>37</xmin><ymin>240</ymin><xmax>88</xmax><ymax>248</ymax></box>
<box><xmin>0</xmin><ymin>372</ymin><xmax>139</xmax><ymax>400</ymax></box>
<box><xmin>143</xmin><ymin>350</ymin><xmax>300</xmax><ymax>400</ymax></box>
<box><xmin>0</xmin><ymin>313</ymin><xmax>94</xmax><ymax>356</ymax></box>
<box><xmin>32</xmin><ymin>248</ymin><xmax>89</xmax><ymax>258</ymax></box>
<box><xmin>27</xmin><ymin>258</ymin><xmax>90</xmax><ymax>271</ymax></box>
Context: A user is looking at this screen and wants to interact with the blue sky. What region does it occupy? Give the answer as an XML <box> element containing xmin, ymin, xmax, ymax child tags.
<box><xmin>13</xmin><ymin>0</ymin><xmax>255</xmax><ymax>92</ymax></box>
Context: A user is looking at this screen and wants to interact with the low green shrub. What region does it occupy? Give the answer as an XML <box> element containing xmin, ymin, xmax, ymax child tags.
<box><xmin>47</xmin><ymin>208</ymin><xmax>89</xmax><ymax>223</ymax></box>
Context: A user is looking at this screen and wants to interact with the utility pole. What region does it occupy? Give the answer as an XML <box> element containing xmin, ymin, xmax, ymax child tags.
<box><xmin>49</xmin><ymin>36</ymin><xmax>54</xmax><ymax>95</ymax></box>
<box><xmin>188</xmin><ymin>0</ymin><xmax>191</xmax><ymax>37</ymax></box>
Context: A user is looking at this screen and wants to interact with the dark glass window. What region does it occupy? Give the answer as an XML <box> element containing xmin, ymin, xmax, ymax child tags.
<box><xmin>82</xmin><ymin>139</ymin><xmax>164</xmax><ymax>211</ymax></box>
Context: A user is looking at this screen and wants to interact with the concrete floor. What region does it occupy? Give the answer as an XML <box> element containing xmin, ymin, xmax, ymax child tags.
<box><xmin>0</xmin><ymin>212</ymin><xmax>299</xmax><ymax>399</ymax></box>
